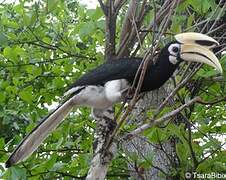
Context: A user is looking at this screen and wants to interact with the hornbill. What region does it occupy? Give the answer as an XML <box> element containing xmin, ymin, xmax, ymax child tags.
<box><xmin>5</xmin><ymin>32</ymin><xmax>222</xmax><ymax>168</ymax></box>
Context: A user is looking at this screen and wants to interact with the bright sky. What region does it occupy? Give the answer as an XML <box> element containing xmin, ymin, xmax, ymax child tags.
<box><xmin>80</xmin><ymin>0</ymin><xmax>99</xmax><ymax>8</ymax></box>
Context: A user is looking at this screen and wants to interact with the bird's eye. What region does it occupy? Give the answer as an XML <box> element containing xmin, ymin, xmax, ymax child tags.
<box><xmin>168</xmin><ymin>43</ymin><xmax>180</xmax><ymax>55</ymax></box>
<box><xmin>172</xmin><ymin>46</ymin><xmax>179</xmax><ymax>53</ymax></box>
<box><xmin>168</xmin><ymin>43</ymin><xmax>180</xmax><ymax>65</ymax></box>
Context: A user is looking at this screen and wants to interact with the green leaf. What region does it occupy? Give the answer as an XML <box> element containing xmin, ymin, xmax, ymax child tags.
<box><xmin>47</xmin><ymin>0</ymin><xmax>59</xmax><ymax>12</ymax></box>
<box><xmin>7</xmin><ymin>166</ymin><xmax>27</xmax><ymax>180</ymax></box>
<box><xmin>33</xmin><ymin>66</ymin><xmax>42</xmax><ymax>77</ymax></box>
<box><xmin>2</xmin><ymin>19</ymin><xmax>19</xmax><ymax>29</ymax></box>
<box><xmin>79</xmin><ymin>22</ymin><xmax>96</xmax><ymax>38</ymax></box>
<box><xmin>0</xmin><ymin>138</ymin><xmax>5</xmax><ymax>149</ymax></box>
<box><xmin>146</xmin><ymin>128</ymin><xmax>168</xmax><ymax>143</ymax></box>
<box><xmin>5</xmin><ymin>86</ymin><xmax>17</xmax><ymax>95</ymax></box>
<box><xmin>196</xmin><ymin>68</ymin><xmax>218</xmax><ymax>78</ymax></box>
<box><xmin>52</xmin><ymin>66</ymin><xmax>62</xmax><ymax>75</ymax></box>
<box><xmin>23</xmin><ymin>12</ymin><xmax>34</xmax><ymax>26</ymax></box>
<box><xmin>3</xmin><ymin>47</ymin><xmax>12</xmax><ymax>59</ymax></box>
<box><xmin>14</xmin><ymin>4</ymin><xmax>24</xmax><ymax>15</ymax></box>
<box><xmin>19</xmin><ymin>86</ymin><xmax>33</xmax><ymax>103</ymax></box>
<box><xmin>188</xmin><ymin>0</ymin><xmax>212</xmax><ymax>14</ymax></box>
<box><xmin>176</xmin><ymin>143</ymin><xmax>189</xmax><ymax>163</ymax></box>
<box><xmin>187</xmin><ymin>14</ymin><xmax>194</xmax><ymax>27</ymax></box>
<box><xmin>42</xmin><ymin>155</ymin><xmax>57</xmax><ymax>169</ymax></box>
<box><xmin>42</xmin><ymin>37</ymin><xmax>51</xmax><ymax>44</ymax></box>
<box><xmin>87</xmin><ymin>7</ymin><xmax>103</xmax><ymax>20</ymax></box>
<box><xmin>51</xmin><ymin>162</ymin><xmax>66</xmax><ymax>171</ymax></box>
<box><xmin>25</xmin><ymin>122</ymin><xmax>36</xmax><ymax>134</ymax></box>
<box><xmin>0</xmin><ymin>33</ymin><xmax>8</xmax><ymax>47</ymax></box>
<box><xmin>3</xmin><ymin>46</ymin><xmax>25</xmax><ymax>62</ymax></box>
<box><xmin>53</xmin><ymin>78</ymin><xmax>65</xmax><ymax>88</ymax></box>
<box><xmin>0</xmin><ymin>92</ymin><xmax>6</xmax><ymax>103</ymax></box>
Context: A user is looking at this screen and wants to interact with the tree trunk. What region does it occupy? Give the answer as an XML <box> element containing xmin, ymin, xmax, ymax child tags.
<box><xmin>123</xmin><ymin>85</ymin><xmax>179</xmax><ymax>179</ymax></box>
<box><xmin>86</xmin><ymin>108</ymin><xmax>117</xmax><ymax>180</ymax></box>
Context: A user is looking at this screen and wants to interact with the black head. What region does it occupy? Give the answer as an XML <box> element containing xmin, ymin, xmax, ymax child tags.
<box><xmin>157</xmin><ymin>33</ymin><xmax>222</xmax><ymax>73</ymax></box>
<box><xmin>158</xmin><ymin>42</ymin><xmax>182</xmax><ymax>67</ymax></box>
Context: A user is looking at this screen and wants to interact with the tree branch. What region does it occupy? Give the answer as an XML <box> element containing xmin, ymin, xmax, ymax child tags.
<box><xmin>98</xmin><ymin>0</ymin><xmax>107</xmax><ymax>15</ymax></box>
<box><xmin>114</xmin><ymin>0</ymin><xmax>127</xmax><ymax>11</ymax></box>
<box><xmin>118</xmin><ymin>0</ymin><xmax>139</xmax><ymax>57</ymax></box>
<box><xmin>122</xmin><ymin>97</ymin><xmax>201</xmax><ymax>140</ymax></box>
<box><xmin>122</xmin><ymin>93</ymin><xmax>226</xmax><ymax>141</ymax></box>
<box><xmin>117</xmin><ymin>0</ymin><xmax>150</xmax><ymax>57</ymax></box>
<box><xmin>105</xmin><ymin>0</ymin><xmax>117</xmax><ymax>60</ymax></box>
<box><xmin>86</xmin><ymin>108</ymin><xmax>116</xmax><ymax>180</ymax></box>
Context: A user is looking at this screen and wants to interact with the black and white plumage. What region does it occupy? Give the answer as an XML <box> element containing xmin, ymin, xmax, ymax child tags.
<box><xmin>5</xmin><ymin>32</ymin><xmax>222</xmax><ymax>168</ymax></box>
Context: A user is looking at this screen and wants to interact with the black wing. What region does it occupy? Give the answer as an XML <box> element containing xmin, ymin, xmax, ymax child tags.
<box><xmin>71</xmin><ymin>58</ymin><xmax>142</xmax><ymax>87</ymax></box>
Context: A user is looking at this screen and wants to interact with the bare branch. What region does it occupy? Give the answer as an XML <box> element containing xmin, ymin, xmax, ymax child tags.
<box><xmin>199</xmin><ymin>142</ymin><xmax>226</xmax><ymax>165</ymax></box>
<box><xmin>98</xmin><ymin>0</ymin><xmax>107</xmax><ymax>15</ymax></box>
<box><xmin>86</xmin><ymin>108</ymin><xmax>116</xmax><ymax>180</ymax></box>
<box><xmin>197</xmin><ymin>96</ymin><xmax>226</xmax><ymax>105</ymax></box>
<box><xmin>105</xmin><ymin>0</ymin><xmax>117</xmax><ymax>60</ymax></box>
<box><xmin>114</xmin><ymin>0</ymin><xmax>127</xmax><ymax>13</ymax></box>
<box><xmin>154</xmin><ymin>64</ymin><xmax>201</xmax><ymax>118</ymax></box>
<box><xmin>186</xmin><ymin>120</ymin><xmax>199</xmax><ymax>169</ymax></box>
<box><xmin>201</xmin><ymin>0</ymin><xmax>225</xmax><ymax>33</ymax></box>
<box><xmin>119</xmin><ymin>0</ymin><xmax>139</xmax><ymax>49</ymax></box>
<box><xmin>117</xmin><ymin>0</ymin><xmax>150</xmax><ymax>57</ymax></box>
<box><xmin>1</xmin><ymin>54</ymin><xmax>95</xmax><ymax>69</ymax></box>
<box><xmin>122</xmin><ymin>93</ymin><xmax>226</xmax><ymax>141</ymax></box>
<box><xmin>123</xmin><ymin>97</ymin><xmax>202</xmax><ymax>139</ymax></box>
<box><xmin>132</xmin><ymin>0</ymin><xmax>185</xmax><ymax>56</ymax></box>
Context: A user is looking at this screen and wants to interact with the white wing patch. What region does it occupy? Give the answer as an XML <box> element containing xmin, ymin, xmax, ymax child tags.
<box><xmin>65</xmin><ymin>79</ymin><xmax>130</xmax><ymax>109</ymax></box>
<box><xmin>104</xmin><ymin>79</ymin><xmax>129</xmax><ymax>103</ymax></box>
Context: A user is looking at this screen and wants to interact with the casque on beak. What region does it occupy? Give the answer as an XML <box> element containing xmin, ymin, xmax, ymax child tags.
<box><xmin>175</xmin><ymin>32</ymin><xmax>223</xmax><ymax>73</ymax></box>
<box><xmin>175</xmin><ymin>32</ymin><xmax>219</xmax><ymax>49</ymax></box>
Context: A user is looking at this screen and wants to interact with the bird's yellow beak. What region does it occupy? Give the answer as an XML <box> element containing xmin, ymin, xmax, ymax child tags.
<box><xmin>175</xmin><ymin>32</ymin><xmax>222</xmax><ymax>73</ymax></box>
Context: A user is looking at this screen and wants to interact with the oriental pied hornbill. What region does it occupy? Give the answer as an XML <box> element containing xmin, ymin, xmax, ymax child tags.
<box><xmin>5</xmin><ymin>32</ymin><xmax>223</xmax><ymax>168</ymax></box>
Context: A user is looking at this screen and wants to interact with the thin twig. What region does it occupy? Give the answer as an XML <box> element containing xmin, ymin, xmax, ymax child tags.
<box><xmin>1</xmin><ymin>55</ymin><xmax>90</xmax><ymax>68</ymax></box>
<box><xmin>200</xmin><ymin>0</ymin><xmax>224</xmax><ymax>33</ymax></box>
<box><xmin>198</xmin><ymin>142</ymin><xmax>226</xmax><ymax>165</ymax></box>
<box><xmin>154</xmin><ymin>64</ymin><xmax>201</xmax><ymax>119</ymax></box>
<box><xmin>209</xmin><ymin>2</ymin><xmax>226</xmax><ymax>32</ymax></box>
<box><xmin>123</xmin><ymin>97</ymin><xmax>201</xmax><ymax>139</ymax></box>
<box><xmin>122</xmin><ymin>94</ymin><xmax>226</xmax><ymax>141</ymax></box>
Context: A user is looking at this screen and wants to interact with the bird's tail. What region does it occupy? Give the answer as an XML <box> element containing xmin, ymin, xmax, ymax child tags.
<box><xmin>5</xmin><ymin>97</ymin><xmax>75</xmax><ymax>168</ymax></box>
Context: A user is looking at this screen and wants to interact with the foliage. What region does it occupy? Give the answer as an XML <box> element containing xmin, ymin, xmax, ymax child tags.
<box><xmin>0</xmin><ymin>0</ymin><xmax>225</xmax><ymax>179</ymax></box>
